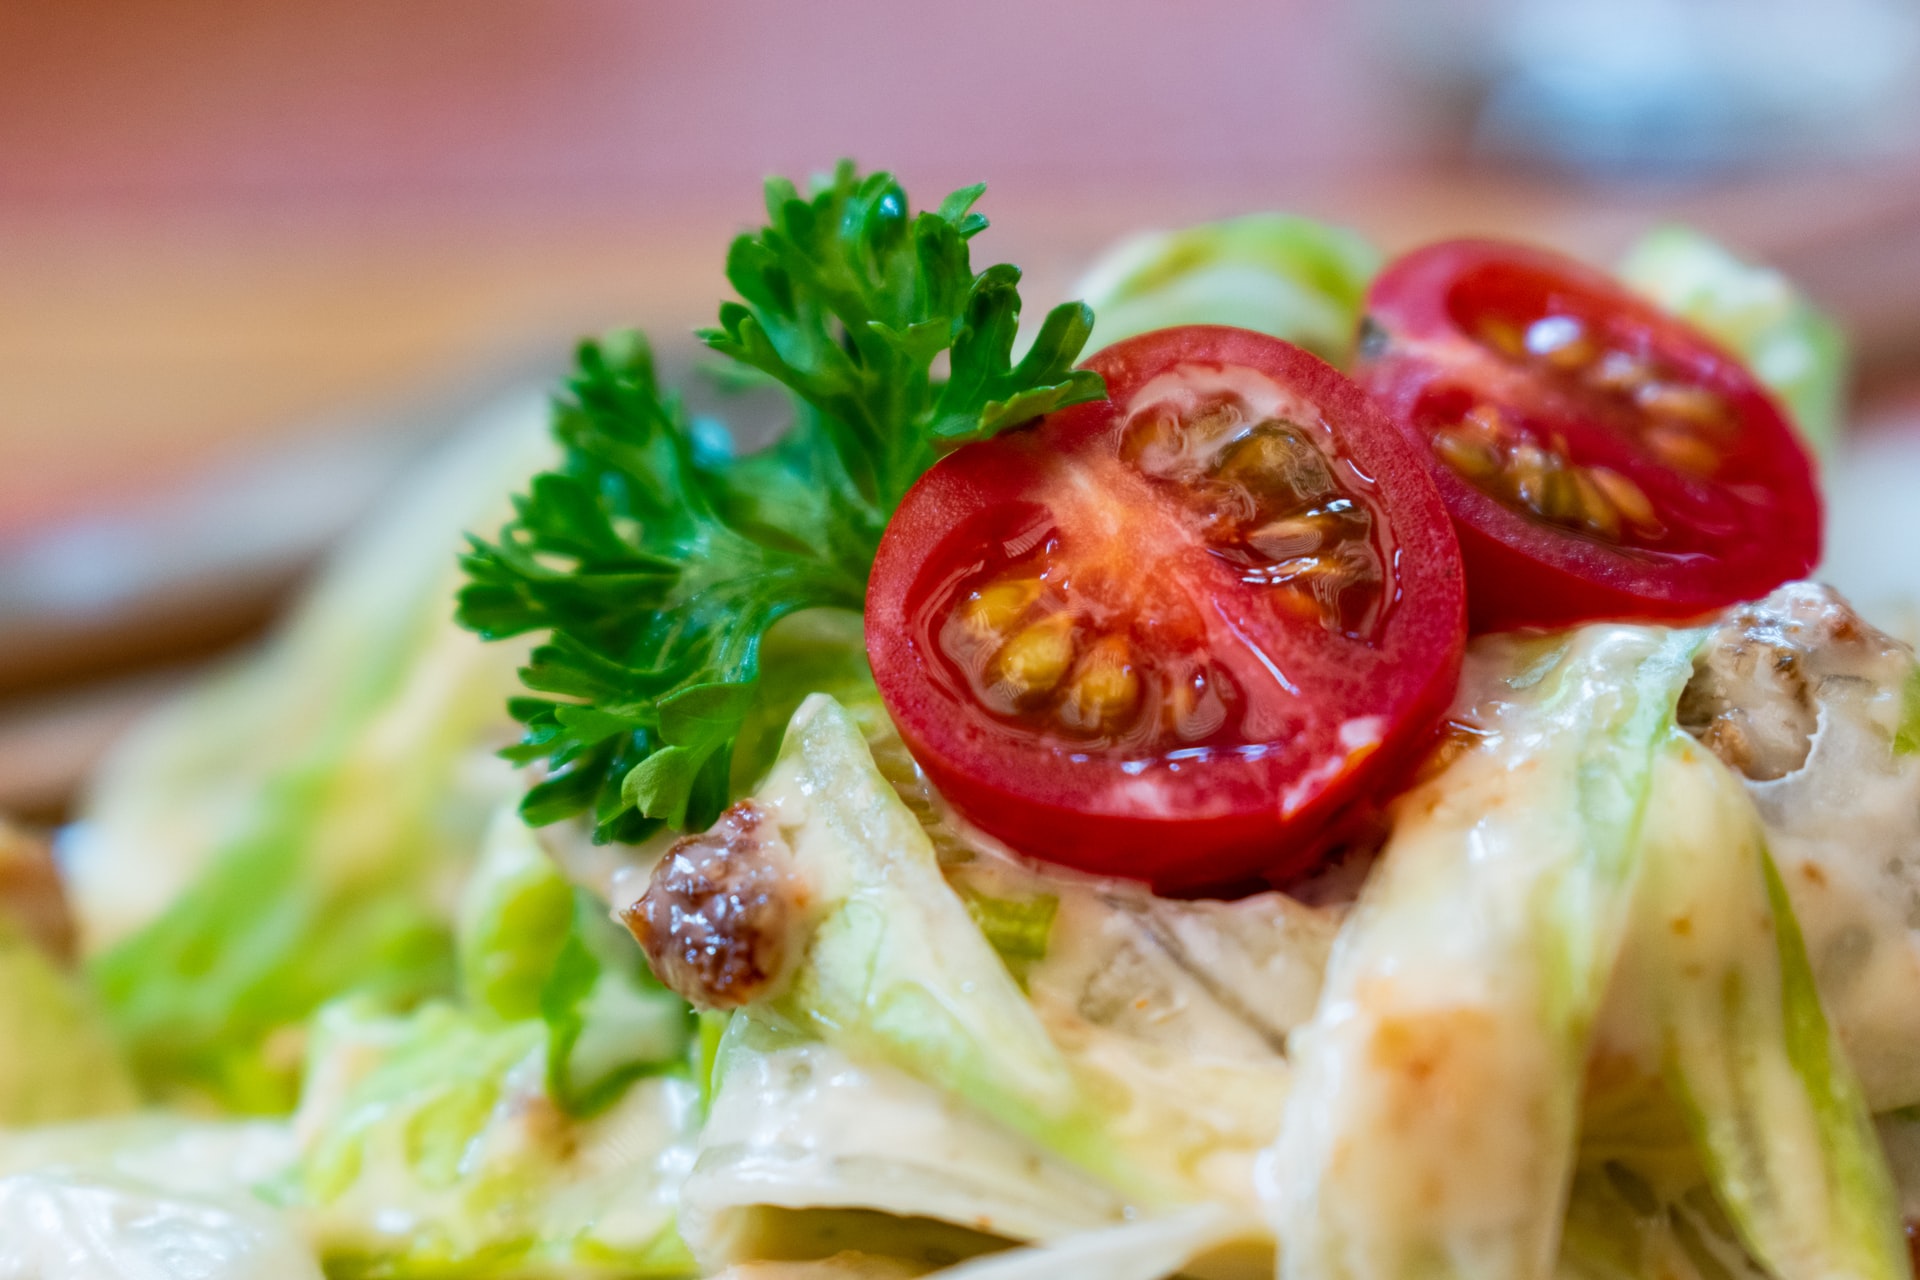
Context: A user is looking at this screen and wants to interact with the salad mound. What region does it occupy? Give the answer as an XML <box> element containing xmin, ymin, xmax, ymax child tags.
<box><xmin>2</xmin><ymin>163</ymin><xmax>1917</xmax><ymax>1280</ymax></box>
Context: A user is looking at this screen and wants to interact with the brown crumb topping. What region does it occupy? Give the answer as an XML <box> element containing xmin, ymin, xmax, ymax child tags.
<box><xmin>619</xmin><ymin>801</ymin><xmax>802</xmax><ymax>1010</ymax></box>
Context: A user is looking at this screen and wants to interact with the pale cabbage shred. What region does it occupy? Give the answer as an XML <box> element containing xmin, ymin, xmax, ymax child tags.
<box><xmin>1264</xmin><ymin>626</ymin><xmax>1787</xmax><ymax>1280</ymax></box>
<box><xmin>1622</xmin><ymin>736</ymin><xmax>1906</xmax><ymax>1278</ymax></box>
<box><xmin>8</xmin><ymin>603</ymin><xmax>1915</xmax><ymax>1278</ymax></box>
<box><xmin>686</xmin><ymin>620</ymin><xmax>1913</xmax><ymax>1280</ymax></box>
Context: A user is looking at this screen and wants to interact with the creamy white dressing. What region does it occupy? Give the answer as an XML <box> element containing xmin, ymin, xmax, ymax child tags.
<box><xmin>1265</xmin><ymin>626</ymin><xmax>1704</xmax><ymax>1280</ymax></box>
<box><xmin>1748</xmin><ymin>704</ymin><xmax>1920</xmax><ymax>1111</ymax></box>
<box><xmin>546</xmin><ymin>585</ymin><xmax>1920</xmax><ymax>1276</ymax></box>
<box><xmin>683</xmin><ymin>1020</ymin><xmax>1132</xmax><ymax>1269</ymax></box>
<box><xmin>1679</xmin><ymin>583</ymin><xmax>1920</xmax><ymax>1111</ymax></box>
<box><xmin>676</xmin><ymin>697</ymin><xmax>1345</xmax><ymax>1266</ymax></box>
<box><xmin>0</xmin><ymin>1117</ymin><xmax>318</xmax><ymax>1280</ymax></box>
<box><xmin>0</xmin><ymin>1173</ymin><xmax>324</xmax><ymax>1280</ymax></box>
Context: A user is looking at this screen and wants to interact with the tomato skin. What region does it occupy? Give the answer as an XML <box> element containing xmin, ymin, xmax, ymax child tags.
<box><xmin>1356</xmin><ymin>238</ymin><xmax>1822</xmax><ymax>632</ymax></box>
<box><xmin>866</xmin><ymin>326</ymin><xmax>1466</xmax><ymax>893</ymax></box>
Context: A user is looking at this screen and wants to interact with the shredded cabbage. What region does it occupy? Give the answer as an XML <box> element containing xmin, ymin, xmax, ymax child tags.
<box><xmin>931</xmin><ymin>1203</ymin><xmax>1257</xmax><ymax>1280</ymax></box>
<box><xmin>0</xmin><ymin>1116</ymin><xmax>317</xmax><ymax>1280</ymax></box>
<box><xmin>1556</xmin><ymin>1159</ymin><xmax>1768</xmax><ymax>1280</ymax></box>
<box><xmin>285</xmin><ymin>997</ymin><xmax>699</xmax><ymax>1277</ymax></box>
<box><xmin>1632</xmin><ymin>735</ymin><xmax>1907</xmax><ymax>1279</ymax></box>
<box><xmin>749</xmin><ymin>696</ymin><xmax>1137</xmax><ymax>1195</ymax></box>
<box><xmin>79</xmin><ymin>405</ymin><xmax>549</xmax><ymax>1111</ymax></box>
<box><xmin>1617</xmin><ymin>226</ymin><xmax>1847</xmax><ymax>454</ymax></box>
<box><xmin>1076</xmin><ymin>214</ymin><xmax>1381</xmax><ymax>365</ymax></box>
<box><xmin>680</xmin><ymin>1016</ymin><xmax>1131</xmax><ymax>1270</ymax></box>
<box><xmin>1266</xmin><ymin>626</ymin><xmax>1702</xmax><ymax>1280</ymax></box>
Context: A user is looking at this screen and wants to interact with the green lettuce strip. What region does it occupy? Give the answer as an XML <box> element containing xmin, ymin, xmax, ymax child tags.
<box><xmin>1618</xmin><ymin>226</ymin><xmax>1848</xmax><ymax>454</ymax></box>
<box><xmin>1636</xmin><ymin>734</ymin><xmax>1907</xmax><ymax>1279</ymax></box>
<box><xmin>1076</xmin><ymin>213</ymin><xmax>1381</xmax><ymax>366</ymax></box>
<box><xmin>748</xmin><ymin>694</ymin><xmax>1177</xmax><ymax>1207</ymax></box>
<box><xmin>1556</xmin><ymin>1158</ymin><xmax>1767</xmax><ymax>1280</ymax></box>
<box><xmin>1266</xmin><ymin>625</ymin><xmax>1703</xmax><ymax>1280</ymax></box>
<box><xmin>85</xmin><ymin>414</ymin><xmax>545</xmax><ymax>1112</ymax></box>
<box><xmin>0</xmin><ymin>917</ymin><xmax>139</xmax><ymax>1125</ymax></box>
<box><xmin>284</xmin><ymin>998</ymin><xmax>698</xmax><ymax>1279</ymax></box>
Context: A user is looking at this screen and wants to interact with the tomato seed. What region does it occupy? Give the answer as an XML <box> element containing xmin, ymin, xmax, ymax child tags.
<box><xmin>992</xmin><ymin>613</ymin><xmax>1077</xmax><ymax>702</ymax></box>
<box><xmin>1539</xmin><ymin>467</ymin><xmax>1585</xmax><ymax>524</ymax></box>
<box><xmin>1059</xmin><ymin>636</ymin><xmax>1141</xmax><ymax>733</ymax></box>
<box><xmin>1588</xmin><ymin>467</ymin><xmax>1658</xmax><ymax>532</ymax></box>
<box><xmin>1508</xmin><ymin>441</ymin><xmax>1556</xmax><ymax>510</ymax></box>
<box><xmin>962</xmin><ymin>577</ymin><xmax>1043</xmax><ymax>640</ymax></box>
<box><xmin>1567</xmin><ymin>468</ymin><xmax>1620</xmax><ymax>540</ymax></box>
<box><xmin>1644</xmin><ymin>424</ymin><xmax>1719</xmax><ymax>476</ymax></box>
<box><xmin>1245</xmin><ymin>515</ymin><xmax>1328</xmax><ymax>560</ymax></box>
<box><xmin>1164</xmin><ymin>664</ymin><xmax>1230</xmax><ymax>743</ymax></box>
<box><xmin>1474</xmin><ymin>315</ymin><xmax>1527</xmax><ymax>360</ymax></box>
<box><xmin>1117</xmin><ymin>407</ymin><xmax>1182</xmax><ymax>469</ymax></box>
<box><xmin>1525</xmin><ymin>315</ymin><xmax>1596</xmax><ymax>371</ymax></box>
<box><xmin>1214</xmin><ymin>421</ymin><xmax>1334</xmax><ymax>501</ymax></box>
<box><xmin>1460</xmin><ymin>403</ymin><xmax>1507</xmax><ymax>441</ymax></box>
<box><xmin>1636</xmin><ymin>382</ymin><xmax>1732</xmax><ymax>433</ymax></box>
<box><xmin>1432</xmin><ymin>427</ymin><xmax>1501</xmax><ymax>481</ymax></box>
<box><xmin>1126</xmin><ymin>393</ymin><xmax>1391</xmax><ymax>640</ymax></box>
<box><xmin>1586</xmin><ymin>349</ymin><xmax>1653</xmax><ymax>395</ymax></box>
<box><xmin>1283</xmin><ymin>546</ymin><xmax>1373</xmax><ymax>589</ymax></box>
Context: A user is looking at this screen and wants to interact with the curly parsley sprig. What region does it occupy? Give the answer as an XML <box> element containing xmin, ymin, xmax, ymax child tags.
<box><xmin>458</xmin><ymin>162</ymin><xmax>1105</xmax><ymax>842</ymax></box>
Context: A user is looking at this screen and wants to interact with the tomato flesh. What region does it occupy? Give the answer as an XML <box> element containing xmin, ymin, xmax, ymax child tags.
<box><xmin>1356</xmin><ymin>238</ymin><xmax>1822</xmax><ymax>631</ymax></box>
<box><xmin>866</xmin><ymin>326</ymin><xmax>1465</xmax><ymax>893</ymax></box>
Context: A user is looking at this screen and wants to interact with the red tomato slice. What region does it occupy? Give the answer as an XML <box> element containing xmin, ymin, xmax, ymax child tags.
<box><xmin>1355</xmin><ymin>238</ymin><xmax>1822</xmax><ymax>632</ymax></box>
<box><xmin>866</xmin><ymin>326</ymin><xmax>1465</xmax><ymax>893</ymax></box>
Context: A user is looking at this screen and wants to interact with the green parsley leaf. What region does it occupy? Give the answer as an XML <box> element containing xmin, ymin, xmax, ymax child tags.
<box><xmin>700</xmin><ymin>161</ymin><xmax>1104</xmax><ymax>510</ymax></box>
<box><xmin>459</xmin><ymin>163</ymin><xmax>1104</xmax><ymax>842</ymax></box>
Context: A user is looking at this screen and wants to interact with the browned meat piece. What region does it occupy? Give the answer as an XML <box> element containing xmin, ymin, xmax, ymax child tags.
<box><xmin>619</xmin><ymin>800</ymin><xmax>804</xmax><ymax>1010</ymax></box>
<box><xmin>0</xmin><ymin>821</ymin><xmax>76</xmax><ymax>961</ymax></box>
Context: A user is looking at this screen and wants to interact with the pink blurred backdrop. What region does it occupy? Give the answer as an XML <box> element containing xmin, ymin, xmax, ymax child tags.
<box><xmin>0</xmin><ymin>1</ymin><xmax>1419</xmax><ymax>214</ymax></box>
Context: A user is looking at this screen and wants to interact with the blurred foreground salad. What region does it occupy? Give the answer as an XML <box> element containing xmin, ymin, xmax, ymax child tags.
<box><xmin>0</xmin><ymin>164</ymin><xmax>1908</xmax><ymax>1280</ymax></box>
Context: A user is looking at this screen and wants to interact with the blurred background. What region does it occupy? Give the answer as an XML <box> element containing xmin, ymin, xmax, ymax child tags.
<box><xmin>3</xmin><ymin>0</ymin><xmax>1918</xmax><ymax>821</ymax></box>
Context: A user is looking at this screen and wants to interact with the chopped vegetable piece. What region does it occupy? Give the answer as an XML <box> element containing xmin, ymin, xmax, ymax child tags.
<box><xmin>1357</xmin><ymin>238</ymin><xmax>1821</xmax><ymax>631</ymax></box>
<box><xmin>456</xmin><ymin>807</ymin><xmax>575</xmax><ymax>1023</ymax></box>
<box><xmin>1636</xmin><ymin>734</ymin><xmax>1907</xmax><ymax>1279</ymax></box>
<box><xmin>1077</xmin><ymin>213</ymin><xmax>1381</xmax><ymax>365</ymax></box>
<box><xmin>1556</xmin><ymin>1160</ymin><xmax>1768</xmax><ymax>1280</ymax></box>
<box><xmin>538</xmin><ymin>884</ymin><xmax>695</xmax><ymax>1118</ymax></box>
<box><xmin>867</xmin><ymin>325</ymin><xmax>1465</xmax><ymax>891</ymax></box>
<box><xmin>0</xmin><ymin>918</ymin><xmax>138</xmax><ymax>1125</ymax></box>
<box><xmin>1897</xmin><ymin>661</ymin><xmax>1920</xmax><ymax>756</ymax></box>
<box><xmin>84</xmin><ymin>413</ymin><xmax>544</xmax><ymax>1112</ymax></box>
<box><xmin>1618</xmin><ymin>225</ymin><xmax>1848</xmax><ymax>455</ymax></box>
<box><xmin>288</xmin><ymin>998</ymin><xmax>698</xmax><ymax>1277</ymax></box>
<box><xmin>1266</xmin><ymin>624</ymin><xmax>1701</xmax><ymax>1280</ymax></box>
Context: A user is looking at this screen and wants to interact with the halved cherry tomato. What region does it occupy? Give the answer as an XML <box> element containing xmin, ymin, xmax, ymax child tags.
<box><xmin>1355</xmin><ymin>238</ymin><xmax>1821</xmax><ymax>632</ymax></box>
<box><xmin>866</xmin><ymin>326</ymin><xmax>1466</xmax><ymax>893</ymax></box>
